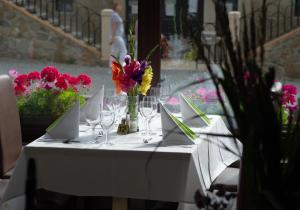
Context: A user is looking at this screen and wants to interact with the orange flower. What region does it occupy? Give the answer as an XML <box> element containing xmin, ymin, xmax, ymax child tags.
<box><xmin>112</xmin><ymin>61</ymin><xmax>123</xmax><ymax>94</ymax></box>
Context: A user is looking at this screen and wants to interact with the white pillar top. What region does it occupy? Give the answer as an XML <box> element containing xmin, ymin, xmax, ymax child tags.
<box><xmin>101</xmin><ymin>9</ymin><xmax>113</xmax><ymax>16</ymax></box>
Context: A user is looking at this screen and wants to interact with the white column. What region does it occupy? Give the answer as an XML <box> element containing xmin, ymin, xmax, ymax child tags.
<box><xmin>228</xmin><ymin>11</ymin><xmax>241</xmax><ymax>44</ymax></box>
<box><xmin>203</xmin><ymin>0</ymin><xmax>216</xmax><ymax>24</ymax></box>
<box><xmin>101</xmin><ymin>9</ymin><xmax>113</xmax><ymax>62</ymax></box>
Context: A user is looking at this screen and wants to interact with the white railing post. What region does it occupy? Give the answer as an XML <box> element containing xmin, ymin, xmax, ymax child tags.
<box><xmin>228</xmin><ymin>11</ymin><xmax>241</xmax><ymax>45</ymax></box>
<box><xmin>101</xmin><ymin>9</ymin><xmax>113</xmax><ymax>62</ymax></box>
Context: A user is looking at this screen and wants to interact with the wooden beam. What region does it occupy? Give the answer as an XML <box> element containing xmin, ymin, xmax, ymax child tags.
<box><xmin>112</xmin><ymin>197</ymin><xmax>128</xmax><ymax>210</ymax></box>
<box><xmin>138</xmin><ymin>0</ymin><xmax>161</xmax><ymax>87</ymax></box>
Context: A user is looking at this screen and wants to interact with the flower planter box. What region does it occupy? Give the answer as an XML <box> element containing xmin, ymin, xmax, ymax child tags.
<box><xmin>20</xmin><ymin>116</ymin><xmax>53</xmax><ymax>144</ymax></box>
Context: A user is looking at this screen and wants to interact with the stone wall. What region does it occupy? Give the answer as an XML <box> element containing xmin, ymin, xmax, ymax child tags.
<box><xmin>0</xmin><ymin>0</ymin><xmax>101</xmax><ymax>66</ymax></box>
<box><xmin>264</xmin><ymin>27</ymin><xmax>300</xmax><ymax>79</ymax></box>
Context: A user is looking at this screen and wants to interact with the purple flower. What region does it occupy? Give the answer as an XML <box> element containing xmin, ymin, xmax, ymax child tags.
<box><xmin>140</xmin><ymin>60</ymin><xmax>147</xmax><ymax>71</ymax></box>
<box><xmin>124</xmin><ymin>55</ymin><xmax>131</xmax><ymax>65</ymax></box>
<box><xmin>132</xmin><ymin>60</ymin><xmax>147</xmax><ymax>84</ymax></box>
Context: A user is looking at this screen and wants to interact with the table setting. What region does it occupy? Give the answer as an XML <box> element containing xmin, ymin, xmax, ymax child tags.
<box><xmin>1</xmin><ymin>54</ymin><xmax>242</xmax><ymax>210</ymax></box>
<box><xmin>0</xmin><ymin>86</ymin><xmax>242</xmax><ymax>210</ymax></box>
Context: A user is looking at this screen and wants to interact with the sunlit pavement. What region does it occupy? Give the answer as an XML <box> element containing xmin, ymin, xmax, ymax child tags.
<box><xmin>1</xmin><ymin>57</ymin><xmax>300</xmax><ymax>94</ymax></box>
<box><xmin>0</xmin><ymin>57</ymin><xmax>205</xmax><ymax>94</ymax></box>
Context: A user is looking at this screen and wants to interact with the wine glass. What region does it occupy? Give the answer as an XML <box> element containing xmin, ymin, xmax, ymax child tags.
<box><xmin>159</xmin><ymin>82</ymin><xmax>172</xmax><ymax>104</ymax></box>
<box><xmin>140</xmin><ymin>96</ymin><xmax>157</xmax><ymax>143</ymax></box>
<box><xmin>100</xmin><ymin>110</ymin><xmax>115</xmax><ymax>146</ymax></box>
<box><xmin>115</xmin><ymin>94</ymin><xmax>128</xmax><ymax>124</ymax></box>
<box><xmin>85</xmin><ymin>101</ymin><xmax>101</xmax><ymax>141</ymax></box>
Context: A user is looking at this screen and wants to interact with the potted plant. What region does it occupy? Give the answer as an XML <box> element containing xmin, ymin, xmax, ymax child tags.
<box><xmin>181</xmin><ymin>0</ymin><xmax>300</xmax><ymax>209</ymax></box>
<box><xmin>9</xmin><ymin>66</ymin><xmax>92</xmax><ymax>143</ymax></box>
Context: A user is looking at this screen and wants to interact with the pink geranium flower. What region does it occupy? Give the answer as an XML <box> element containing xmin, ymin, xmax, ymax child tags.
<box><xmin>9</xmin><ymin>69</ymin><xmax>19</xmax><ymax>79</ymax></box>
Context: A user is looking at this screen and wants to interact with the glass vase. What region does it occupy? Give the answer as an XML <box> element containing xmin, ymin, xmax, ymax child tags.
<box><xmin>127</xmin><ymin>95</ymin><xmax>139</xmax><ymax>133</ymax></box>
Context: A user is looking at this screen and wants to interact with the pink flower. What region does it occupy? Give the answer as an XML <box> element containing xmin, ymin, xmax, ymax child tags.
<box><xmin>282</xmin><ymin>84</ymin><xmax>297</xmax><ymax>95</ymax></box>
<box><xmin>9</xmin><ymin>69</ymin><xmax>19</xmax><ymax>79</ymax></box>
<box><xmin>196</xmin><ymin>87</ymin><xmax>207</xmax><ymax>97</ymax></box>
<box><xmin>282</xmin><ymin>84</ymin><xmax>298</xmax><ymax>113</ymax></box>
<box><xmin>41</xmin><ymin>66</ymin><xmax>59</xmax><ymax>82</ymax></box>
<box><xmin>196</xmin><ymin>87</ymin><xmax>219</xmax><ymax>103</ymax></box>
<box><xmin>124</xmin><ymin>60</ymin><xmax>140</xmax><ymax>76</ymax></box>
<box><xmin>28</xmin><ymin>71</ymin><xmax>41</xmax><ymax>81</ymax></box>
<box><xmin>243</xmin><ymin>71</ymin><xmax>250</xmax><ymax>81</ymax></box>
<box><xmin>77</xmin><ymin>74</ymin><xmax>92</xmax><ymax>87</ymax></box>
<box><xmin>43</xmin><ymin>83</ymin><xmax>54</xmax><ymax>90</ymax></box>
<box><xmin>204</xmin><ymin>90</ymin><xmax>218</xmax><ymax>102</ymax></box>
<box><xmin>120</xmin><ymin>74</ymin><xmax>136</xmax><ymax>93</ymax></box>
<box><xmin>167</xmin><ymin>97</ymin><xmax>179</xmax><ymax>105</ymax></box>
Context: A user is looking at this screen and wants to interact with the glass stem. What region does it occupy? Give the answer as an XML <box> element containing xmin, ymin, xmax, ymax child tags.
<box><xmin>105</xmin><ymin>130</ymin><xmax>109</xmax><ymax>145</ymax></box>
<box><xmin>92</xmin><ymin>125</ymin><xmax>96</xmax><ymax>133</ymax></box>
<box><xmin>146</xmin><ymin>120</ymin><xmax>150</xmax><ymax>137</ymax></box>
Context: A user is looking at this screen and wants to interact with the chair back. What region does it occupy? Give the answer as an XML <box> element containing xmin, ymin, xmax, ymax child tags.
<box><xmin>0</xmin><ymin>75</ymin><xmax>22</xmax><ymax>177</ymax></box>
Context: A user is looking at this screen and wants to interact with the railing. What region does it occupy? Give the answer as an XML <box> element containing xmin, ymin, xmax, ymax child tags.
<box><xmin>240</xmin><ymin>0</ymin><xmax>300</xmax><ymax>45</ymax></box>
<box><xmin>11</xmin><ymin>0</ymin><xmax>102</xmax><ymax>49</ymax></box>
<box><xmin>201</xmin><ymin>0</ymin><xmax>300</xmax><ymax>64</ymax></box>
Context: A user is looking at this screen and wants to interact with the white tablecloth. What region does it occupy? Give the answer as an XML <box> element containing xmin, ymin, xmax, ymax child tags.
<box><xmin>1</xmin><ymin>115</ymin><xmax>241</xmax><ymax>210</ymax></box>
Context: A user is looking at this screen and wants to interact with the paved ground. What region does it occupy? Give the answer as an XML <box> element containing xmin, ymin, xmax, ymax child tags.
<box><xmin>0</xmin><ymin>57</ymin><xmax>205</xmax><ymax>95</ymax></box>
<box><xmin>1</xmin><ymin>57</ymin><xmax>300</xmax><ymax>95</ymax></box>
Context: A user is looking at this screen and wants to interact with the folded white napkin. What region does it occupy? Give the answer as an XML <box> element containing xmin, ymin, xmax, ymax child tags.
<box><xmin>160</xmin><ymin>103</ymin><xmax>197</xmax><ymax>146</ymax></box>
<box><xmin>46</xmin><ymin>100</ymin><xmax>80</xmax><ymax>139</ymax></box>
<box><xmin>179</xmin><ymin>94</ymin><xmax>210</xmax><ymax>127</ymax></box>
<box><xmin>80</xmin><ymin>85</ymin><xmax>104</xmax><ymax>122</ymax></box>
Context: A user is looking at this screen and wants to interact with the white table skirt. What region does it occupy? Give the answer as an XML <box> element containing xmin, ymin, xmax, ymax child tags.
<box><xmin>1</xmin><ymin>115</ymin><xmax>241</xmax><ymax>210</ymax></box>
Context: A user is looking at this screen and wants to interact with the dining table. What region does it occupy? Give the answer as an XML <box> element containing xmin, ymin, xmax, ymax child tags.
<box><xmin>0</xmin><ymin>114</ymin><xmax>241</xmax><ymax>210</ymax></box>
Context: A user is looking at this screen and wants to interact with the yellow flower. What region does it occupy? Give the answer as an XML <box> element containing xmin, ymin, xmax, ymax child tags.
<box><xmin>140</xmin><ymin>66</ymin><xmax>153</xmax><ymax>95</ymax></box>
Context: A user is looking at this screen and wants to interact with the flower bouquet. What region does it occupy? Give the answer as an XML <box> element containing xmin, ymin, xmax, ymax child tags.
<box><xmin>9</xmin><ymin>66</ymin><xmax>92</xmax><ymax>142</ymax></box>
<box><xmin>111</xmin><ymin>55</ymin><xmax>153</xmax><ymax>132</ymax></box>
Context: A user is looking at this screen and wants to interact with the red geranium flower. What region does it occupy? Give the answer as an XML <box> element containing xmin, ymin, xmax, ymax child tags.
<box><xmin>77</xmin><ymin>74</ymin><xmax>92</xmax><ymax>87</ymax></box>
<box><xmin>55</xmin><ymin>76</ymin><xmax>68</xmax><ymax>90</ymax></box>
<box><xmin>68</xmin><ymin>76</ymin><xmax>79</xmax><ymax>86</ymax></box>
<box><xmin>14</xmin><ymin>84</ymin><xmax>27</xmax><ymax>95</ymax></box>
<box><xmin>15</xmin><ymin>74</ymin><xmax>29</xmax><ymax>87</ymax></box>
<box><xmin>41</xmin><ymin>66</ymin><xmax>59</xmax><ymax>82</ymax></box>
<box><xmin>62</xmin><ymin>73</ymin><xmax>79</xmax><ymax>86</ymax></box>
<box><xmin>28</xmin><ymin>71</ymin><xmax>41</xmax><ymax>81</ymax></box>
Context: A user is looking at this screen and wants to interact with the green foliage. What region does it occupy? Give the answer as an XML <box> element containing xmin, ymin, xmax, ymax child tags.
<box><xmin>128</xmin><ymin>18</ymin><xmax>136</xmax><ymax>59</ymax></box>
<box><xmin>183</xmin><ymin>47</ymin><xmax>198</xmax><ymax>61</ymax></box>
<box><xmin>279</xmin><ymin>107</ymin><xmax>288</xmax><ymax>125</ymax></box>
<box><xmin>17</xmin><ymin>89</ymin><xmax>85</xmax><ymax>120</ymax></box>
